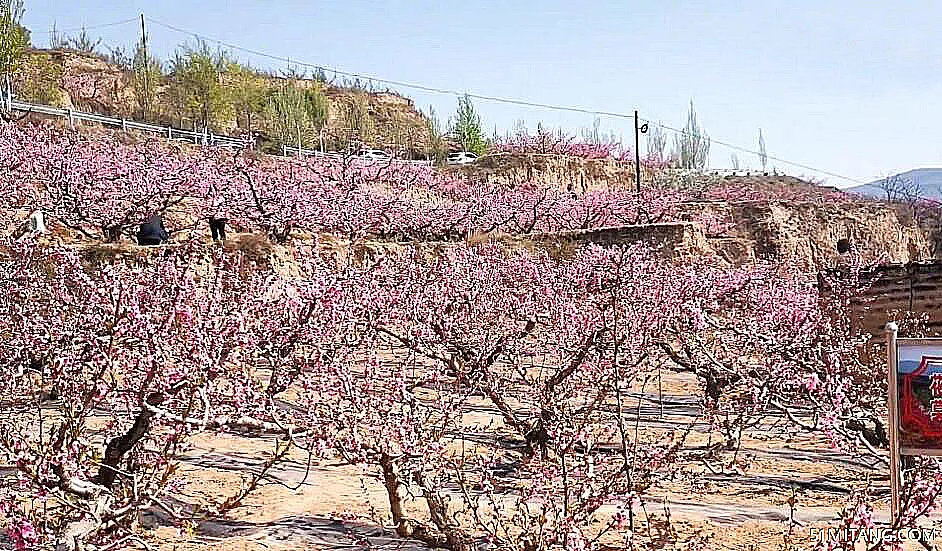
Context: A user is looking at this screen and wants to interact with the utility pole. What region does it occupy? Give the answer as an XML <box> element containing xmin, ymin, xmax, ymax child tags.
<box><xmin>632</xmin><ymin>111</ymin><xmax>650</xmax><ymax>194</ymax></box>
<box><xmin>633</xmin><ymin>110</ymin><xmax>641</xmax><ymax>194</ymax></box>
<box><xmin>140</xmin><ymin>14</ymin><xmax>148</xmax><ymax>121</ymax></box>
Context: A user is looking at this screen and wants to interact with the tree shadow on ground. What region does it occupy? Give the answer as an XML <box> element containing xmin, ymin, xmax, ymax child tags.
<box><xmin>144</xmin><ymin>498</ymin><xmax>435</xmax><ymax>550</ymax></box>
<box><xmin>195</xmin><ymin>515</ymin><xmax>434</xmax><ymax>550</ymax></box>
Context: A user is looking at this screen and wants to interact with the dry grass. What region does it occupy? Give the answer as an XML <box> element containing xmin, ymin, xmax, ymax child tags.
<box><xmin>223</xmin><ymin>233</ymin><xmax>276</xmax><ymax>266</ymax></box>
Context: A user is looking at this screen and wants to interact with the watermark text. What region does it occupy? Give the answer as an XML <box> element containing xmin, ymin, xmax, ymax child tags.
<box><xmin>810</xmin><ymin>526</ymin><xmax>938</xmax><ymax>545</ymax></box>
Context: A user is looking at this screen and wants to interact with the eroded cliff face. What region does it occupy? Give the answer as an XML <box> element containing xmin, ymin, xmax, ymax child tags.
<box><xmin>445</xmin><ymin>156</ymin><xmax>933</xmax><ymax>270</ymax></box>
<box><xmin>445</xmin><ymin>153</ymin><xmax>645</xmax><ymax>191</ymax></box>
<box><xmin>13</xmin><ymin>49</ymin><xmax>431</xmax><ymax>153</ymax></box>
<box><xmin>502</xmin><ymin>198</ymin><xmax>933</xmax><ymax>270</ymax></box>
<box><xmin>678</xmin><ymin>199</ymin><xmax>933</xmax><ymax>270</ymax></box>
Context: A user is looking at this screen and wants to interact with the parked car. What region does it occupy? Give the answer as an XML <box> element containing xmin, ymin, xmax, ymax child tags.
<box><xmin>358</xmin><ymin>148</ymin><xmax>390</xmax><ymax>161</ymax></box>
<box><xmin>447</xmin><ymin>151</ymin><xmax>478</xmax><ymax>165</ymax></box>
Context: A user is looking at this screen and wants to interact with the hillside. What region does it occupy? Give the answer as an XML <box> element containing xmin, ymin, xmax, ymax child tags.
<box><xmin>848</xmin><ymin>167</ymin><xmax>942</xmax><ymax>200</ymax></box>
<box><xmin>0</xmin><ymin>116</ymin><xmax>932</xmax><ymax>273</ymax></box>
<box><xmin>11</xmin><ymin>48</ymin><xmax>433</xmax><ymax>155</ymax></box>
<box><xmin>445</xmin><ymin>152</ymin><xmax>643</xmax><ymax>192</ymax></box>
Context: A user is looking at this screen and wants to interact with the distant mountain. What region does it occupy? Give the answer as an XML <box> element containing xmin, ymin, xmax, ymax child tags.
<box><xmin>848</xmin><ymin>168</ymin><xmax>942</xmax><ymax>200</ymax></box>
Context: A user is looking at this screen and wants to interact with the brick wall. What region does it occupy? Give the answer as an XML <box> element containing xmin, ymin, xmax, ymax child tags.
<box><xmin>528</xmin><ymin>222</ymin><xmax>705</xmax><ymax>257</ymax></box>
<box><xmin>824</xmin><ymin>262</ymin><xmax>942</xmax><ymax>335</ymax></box>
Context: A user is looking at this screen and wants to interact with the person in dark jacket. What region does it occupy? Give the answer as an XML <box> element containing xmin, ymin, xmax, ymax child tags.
<box><xmin>136</xmin><ymin>215</ymin><xmax>169</xmax><ymax>246</ymax></box>
<box><xmin>209</xmin><ymin>217</ymin><xmax>227</xmax><ymax>241</ymax></box>
<box><xmin>207</xmin><ymin>180</ymin><xmax>227</xmax><ymax>242</ymax></box>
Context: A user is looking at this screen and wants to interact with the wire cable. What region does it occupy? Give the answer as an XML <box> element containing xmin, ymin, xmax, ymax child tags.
<box><xmin>31</xmin><ymin>18</ymin><xmax>140</xmax><ymax>35</ymax></box>
<box><xmin>149</xmin><ymin>17</ymin><xmax>639</xmax><ymax>119</ymax></box>
<box><xmin>148</xmin><ymin>16</ymin><xmax>867</xmax><ymax>185</ymax></box>
<box><xmin>644</xmin><ymin>119</ymin><xmax>869</xmax><ymax>185</ymax></box>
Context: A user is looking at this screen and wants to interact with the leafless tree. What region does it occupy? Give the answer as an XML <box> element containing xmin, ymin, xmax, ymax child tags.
<box><xmin>878</xmin><ymin>173</ymin><xmax>920</xmax><ymax>205</ymax></box>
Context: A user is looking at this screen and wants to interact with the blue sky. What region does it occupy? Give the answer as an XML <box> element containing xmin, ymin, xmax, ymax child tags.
<box><xmin>19</xmin><ymin>0</ymin><xmax>942</xmax><ymax>187</ymax></box>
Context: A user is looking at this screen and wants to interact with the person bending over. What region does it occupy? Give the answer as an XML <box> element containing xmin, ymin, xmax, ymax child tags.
<box><xmin>136</xmin><ymin>215</ymin><xmax>169</xmax><ymax>246</ymax></box>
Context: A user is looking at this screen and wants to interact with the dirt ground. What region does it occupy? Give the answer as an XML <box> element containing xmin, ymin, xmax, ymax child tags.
<box><xmin>134</xmin><ymin>370</ymin><xmax>940</xmax><ymax>551</ymax></box>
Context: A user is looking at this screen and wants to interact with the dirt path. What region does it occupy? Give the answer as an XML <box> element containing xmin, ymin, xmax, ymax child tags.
<box><xmin>5</xmin><ymin>370</ymin><xmax>900</xmax><ymax>550</ymax></box>
<box><xmin>147</xmin><ymin>381</ymin><xmax>894</xmax><ymax>551</ymax></box>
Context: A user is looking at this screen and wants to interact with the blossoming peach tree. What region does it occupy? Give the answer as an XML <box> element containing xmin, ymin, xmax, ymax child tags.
<box><xmin>0</xmin><ymin>237</ymin><xmax>350</xmax><ymax>549</ymax></box>
<box><xmin>2</xmin><ymin>121</ymin><xmax>687</xmax><ymax>244</ymax></box>
<box><xmin>3</xmin><ymin>118</ymin><xmax>942</xmax><ymax>551</ymax></box>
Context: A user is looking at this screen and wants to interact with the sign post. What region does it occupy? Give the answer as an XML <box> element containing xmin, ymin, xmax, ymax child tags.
<box><xmin>886</xmin><ymin>324</ymin><xmax>942</xmax><ymax>527</ymax></box>
<box><xmin>886</xmin><ymin>322</ymin><xmax>901</xmax><ymax>525</ymax></box>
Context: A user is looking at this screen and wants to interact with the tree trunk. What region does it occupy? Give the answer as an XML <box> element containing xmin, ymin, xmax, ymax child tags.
<box><xmin>96</xmin><ymin>391</ymin><xmax>163</xmax><ymax>487</ymax></box>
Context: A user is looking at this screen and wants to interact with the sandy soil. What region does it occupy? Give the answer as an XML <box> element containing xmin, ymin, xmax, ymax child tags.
<box><xmin>0</xmin><ymin>327</ymin><xmax>932</xmax><ymax>551</ymax></box>
<box><xmin>121</xmin><ymin>370</ymin><xmax>940</xmax><ymax>551</ymax></box>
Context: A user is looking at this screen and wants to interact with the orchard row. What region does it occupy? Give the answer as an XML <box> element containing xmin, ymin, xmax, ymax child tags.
<box><xmin>1</xmin><ymin>121</ymin><xmax>863</xmax><ymax>246</ymax></box>
<box><xmin>0</xmin><ymin>121</ymin><xmax>680</xmax><ymax>243</ymax></box>
<box><xmin>1</xmin><ymin>236</ymin><xmax>922</xmax><ymax>550</ymax></box>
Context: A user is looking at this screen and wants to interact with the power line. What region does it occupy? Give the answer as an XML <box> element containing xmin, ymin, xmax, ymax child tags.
<box><xmin>645</xmin><ymin>119</ymin><xmax>869</xmax><ymax>185</ymax></box>
<box><xmin>149</xmin><ymin>17</ymin><xmax>640</xmax><ymax>119</ymax></box>
<box><xmin>149</xmin><ymin>16</ymin><xmax>866</xmax><ymax>185</ymax></box>
<box><xmin>31</xmin><ymin>18</ymin><xmax>139</xmax><ymax>35</ymax></box>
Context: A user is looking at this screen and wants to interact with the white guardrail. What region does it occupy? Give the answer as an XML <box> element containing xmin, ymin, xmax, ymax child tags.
<box><xmin>659</xmin><ymin>168</ymin><xmax>785</xmax><ymax>179</ymax></box>
<box><xmin>9</xmin><ymin>98</ymin><xmax>252</xmax><ymax>149</ymax></box>
<box><xmin>4</xmin><ymin>94</ymin><xmax>432</xmax><ymax>164</ymax></box>
<box><xmin>707</xmin><ymin>168</ymin><xmax>781</xmax><ymax>177</ymax></box>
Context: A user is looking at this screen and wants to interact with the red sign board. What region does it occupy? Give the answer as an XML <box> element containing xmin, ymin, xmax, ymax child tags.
<box><xmin>897</xmin><ymin>342</ymin><xmax>942</xmax><ymax>454</ymax></box>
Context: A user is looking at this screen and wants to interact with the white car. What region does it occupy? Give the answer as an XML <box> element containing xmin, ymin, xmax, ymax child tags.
<box><xmin>216</xmin><ymin>142</ymin><xmax>246</xmax><ymax>151</ymax></box>
<box><xmin>448</xmin><ymin>151</ymin><xmax>478</xmax><ymax>165</ymax></box>
<box><xmin>358</xmin><ymin>148</ymin><xmax>390</xmax><ymax>161</ymax></box>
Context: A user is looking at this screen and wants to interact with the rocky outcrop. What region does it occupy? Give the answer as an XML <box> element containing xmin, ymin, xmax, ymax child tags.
<box><xmin>680</xmin><ymin>200</ymin><xmax>932</xmax><ymax>270</ymax></box>
<box><xmin>13</xmin><ymin>48</ymin><xmax>431</xmax><ymax>154</ymax></box>
<box><xmin>445</xmin><ymin>153</ymin><xmax>650</xmax><ymax>192</ymax></box>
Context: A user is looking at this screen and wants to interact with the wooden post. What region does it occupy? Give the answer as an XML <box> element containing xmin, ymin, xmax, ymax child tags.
<box><xmin>3</xmin><ymin>74</ymin><xmax>11</xmax><ymax>111</ymax></box>
<box><xmin>886</xmin><ymin>322</ymin><xmax>901</xmax><ymax>526</ymax></box>
<box><xmin>140</xmin><ymin>14</ymin><xmax>149</xmax><ymax>121</ymax></box>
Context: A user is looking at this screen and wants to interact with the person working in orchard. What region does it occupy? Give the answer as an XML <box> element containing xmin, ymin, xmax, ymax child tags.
<box><xmin>136</xmin><ymin>215</ymin><xmax>169</xmax><ymax>246</ymax></box>
<box><xmin>207</xmin><ymin>180</ymin><xmax>227</xmax><ymax>242</ymax></box>
<box><xmin>12</xmin><ymin>210</ymin><xmax>46</xmax><ymax>239</ymax></box>
<box><xmin>209</xmin><ymin>216</ymin><xmax>227</xmax><ymax>242</ymax></box>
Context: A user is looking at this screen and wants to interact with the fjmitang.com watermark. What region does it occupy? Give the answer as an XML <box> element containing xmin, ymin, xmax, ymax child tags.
<box><xmin>810</xmin><ymin>526</ymin><xmax>939</xmax><ymax>545</ymax></box>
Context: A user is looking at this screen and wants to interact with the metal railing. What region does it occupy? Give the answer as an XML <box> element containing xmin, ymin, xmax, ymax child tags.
<box><xmin>6</xmin><ymin>95</ymin><xmax>254</xmax><ymax>149</ymax></box>
<box><xmin>1</xmin><ymin>92</ymin><xmax>439</xmax><ymax>164</ymax></box>
<box><xmin>658</xmin><ymin>167</ymin><xmax>786</xmax><ymax>179</ymax></box>
<box><xmin>282</xmin><ymin>145</ymin><xmax>342</xmax><ymax>159</ymax></box>
<box><xmin>707</xmin><ymin>168</ymin><xmax>782</xmax><ymax>177</ymax></box>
